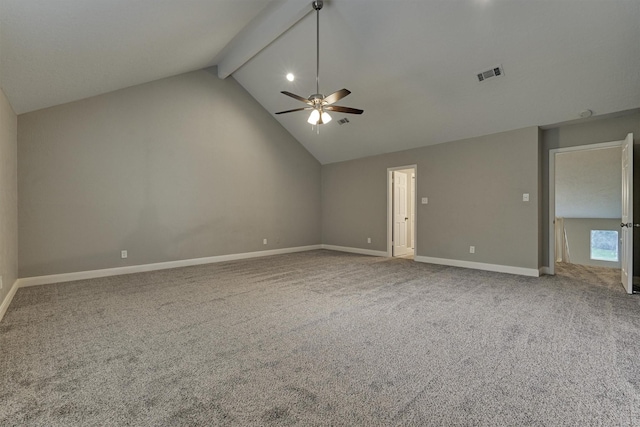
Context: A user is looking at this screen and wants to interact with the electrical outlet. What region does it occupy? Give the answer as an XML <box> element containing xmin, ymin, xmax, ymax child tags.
<box><xmin>367</xmin><ymin>237</ymin><xmax>371</xmax><ymax>244</ymax></box>
<box><xmin>121</xmin><ymin>250</ymin><xmax>128</xmax><ymax>259</ymax></box>
<box><xmin>469</xmin><ymin>246</ymin><xmax>475</xmax><ymax>254</ymax></box>
<box><xmin>422</xmin><ymin>197</ymin><xmax>428</xmax><ymax>204</ymax></box>
<box><xmin>522</xmin><ymin>193</ymin><xmax>529</xmax><ymax>202</ymax></box>
<box><xmin>263</xmin><ymin>238</ymin><xmax>267</xmax><ymax>245</ymax></box>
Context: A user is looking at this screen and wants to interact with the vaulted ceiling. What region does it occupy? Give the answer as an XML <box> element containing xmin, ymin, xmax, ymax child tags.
<box><xmin>1</xmin><ymin>0</ymin><xmax>639</xmax><ymax>164</ymax></box>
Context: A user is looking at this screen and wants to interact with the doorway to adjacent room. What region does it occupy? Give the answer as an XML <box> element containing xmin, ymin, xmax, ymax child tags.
<box><xmin>387</xmin><ymin>165</ymin><xmax>416</xmax><ymax>259</ymax></box>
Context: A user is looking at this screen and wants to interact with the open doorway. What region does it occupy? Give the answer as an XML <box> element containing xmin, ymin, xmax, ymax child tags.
<box><xmin>553</xmin><ymin>145</ymin><xmax>622</xmax><ymax>269</ymax></box>
<box><xmin>548</xmin><ymin>133</ymin><xmax>640</xmax><ymax>294</ymax></box>
<box><xmin>387</xmin><ymin>166</ymin><xmax>416</xmax><ymax>259</ymax></box>
<box><xmin>548</xmin><ymin>136</ymin><xmax>635</xmax><ymax>294</ymax></box>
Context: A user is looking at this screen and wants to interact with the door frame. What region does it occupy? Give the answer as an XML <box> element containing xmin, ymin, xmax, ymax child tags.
<box><xmin>621</xmin><ymin>133</ymin><xmax>634</xmax><ymax>294</ymax></box>
<box><xmin>387</xmin><ymin>165</ymin><xmax>417</xmax><ymax>257</ymax></box>
<box><xmin>548</xmin><ymin>140</ymin><xmax>623</xmax><ymax>275</ymax></box>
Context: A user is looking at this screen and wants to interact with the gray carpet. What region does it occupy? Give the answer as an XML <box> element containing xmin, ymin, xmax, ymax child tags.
<box><xmin>1</xmin><ymin>250</ymin><xmax>640</xmax><ymax>426</ymax></box>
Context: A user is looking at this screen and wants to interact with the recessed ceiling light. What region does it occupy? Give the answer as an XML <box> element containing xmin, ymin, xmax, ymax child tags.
<box><xmin>286</xmin><ymin>73</ymin><xmax>295</xmax><ymax>82</ymax></box>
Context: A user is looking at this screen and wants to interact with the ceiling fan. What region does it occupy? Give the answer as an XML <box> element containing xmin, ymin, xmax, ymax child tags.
<box><xmin>275</xmin><ymin>0</ymin><xmax>363</xmax><ymax>125</ymax></box>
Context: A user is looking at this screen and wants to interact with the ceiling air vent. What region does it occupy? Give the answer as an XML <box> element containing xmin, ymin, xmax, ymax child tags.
<box><xmin>337</xmin><ymin>117</ymin><xmax>350</xmax><ymax>125</ymax></box>
<box><xmin>476</xmin><ymin>65</ymin><xmax>504</xmax><ymax>82</ymax></box>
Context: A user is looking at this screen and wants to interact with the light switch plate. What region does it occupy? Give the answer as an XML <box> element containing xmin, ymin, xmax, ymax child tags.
<box><xmin>522</xmin><ymin>193</ymin><xmax>529</xmax><ymax>202</ymax></box>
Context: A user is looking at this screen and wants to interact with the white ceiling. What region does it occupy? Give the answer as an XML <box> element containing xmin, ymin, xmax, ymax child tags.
<box><xmin>555</xmin><ymin>147</ymin><xmax>622</xmax><ymax>219</ymax></box>
<box><xmin>2</xmin><ymin>0</ymin><xmax>639</xmax><ymax>164</ymax></box>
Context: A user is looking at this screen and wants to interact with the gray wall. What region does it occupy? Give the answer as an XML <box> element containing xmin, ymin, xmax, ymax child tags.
<box><xmin>12</xmin><ymin>65</ymin><xmax>640</xmax><ymax>280</ymax></box>
<box><xmin>562</xmin><ymin>218</ymin><xmax>621</xmax><ymax>268</ymax></box>
<box><xmin>322</xmin><ymin>127</ymin><xmax>540</xmax><ymax>270</ymax></box>
<box><xmin>555</xmin><ymin>146</ymin><xmax>621</xmax><ymax>218</ymax></box>
<box><xmin>541</xmin><ymin>112</ymin><xmax>640</xmax><ymax>272</ymax></box>
<box><xmin>0</xmin><ymin>86</ymin><xmax>18</xmax><ymax>307</ymax></box>
<box><xmin>18</xmin><ymin>68</ymin><xmax>321</xmax><ymax>277</ymax></box>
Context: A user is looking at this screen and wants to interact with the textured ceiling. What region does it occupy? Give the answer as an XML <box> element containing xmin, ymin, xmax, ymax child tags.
<box><xmin>555</xmin><ymin>147</ymin><xmax>622</xmax><ymax>219</ymax></box>
<box><xmin>1</xmin><ymin>0</ymin><xmax>639</xmax><ymax>165</ymax></box>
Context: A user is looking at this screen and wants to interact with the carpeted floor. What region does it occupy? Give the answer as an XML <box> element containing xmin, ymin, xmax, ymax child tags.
<box><xmin>1</xmin><ymin>250</ymin><xmax>640</xmax><ymax>426</ymax></box>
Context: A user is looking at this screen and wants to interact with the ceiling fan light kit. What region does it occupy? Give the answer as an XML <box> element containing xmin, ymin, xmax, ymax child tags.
<box><xmin>275</xmin><ymin>0</ymin><xmax>363</xmax><ymax>126</ymax></box>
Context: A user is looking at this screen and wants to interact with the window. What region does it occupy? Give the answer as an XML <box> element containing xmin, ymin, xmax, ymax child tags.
<box><xmin>590</xmin><ymin>230</ymin><xmax>619</xmax><ymax>262</ymax></box>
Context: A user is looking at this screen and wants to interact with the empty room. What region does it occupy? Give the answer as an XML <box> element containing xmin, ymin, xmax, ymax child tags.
<box><xmin>1</xmin><ymin>0</ymin><xmax>640</xmax><ymax>425</ymax></box>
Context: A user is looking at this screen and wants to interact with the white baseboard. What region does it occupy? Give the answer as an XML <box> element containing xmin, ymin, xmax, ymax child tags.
<box><xmin>6</xmin><ymin>247</ymin><xmax>540</xmax><ymax>319</ymax></box>
<box><xmin>321</xmin><ymin>244</ymin><xmax>387</xmax><ymax>257</ymax></box>
<box><xmin>17</xmin><ymin>245</ymin><xmax>322</xmax><ymax>288</ymax></box>
<box><xmin>415</xmin><ymin>256</ymin><xmax>540</xmax><ymax>277</ymax></box>
<box><xmin>539</xmin><ymin>266</ymin><xmax>552</xmax><ymax>276</ymax></box>
<box><xmin>0</xmin><ymin>279</ymin><xmax>20</xmax><ymax>323</ymax></box>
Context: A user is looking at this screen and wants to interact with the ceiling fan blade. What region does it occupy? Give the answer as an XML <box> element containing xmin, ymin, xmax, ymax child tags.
<box><xmin>275</xmin><ymin>107</ymin><xmax>312</xmax><ymax>114</ymax></box>
<box><xmin>325</xmin><ymin>105</ymin><xmax>363</xmax><ymax>115</ymax></box>
<box><xmin>281</xmin><ymin>91</ymin><xmax>313</xmax><ymax>105</ymax></box>
<box><xmin>323</xmin><ymin>89</ymin><xmax>351</xmax><ymax>105</ymax></box>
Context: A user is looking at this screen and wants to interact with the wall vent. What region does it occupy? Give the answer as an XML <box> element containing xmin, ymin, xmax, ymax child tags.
<box><xmin>337</xmin><ymin>117</ymin><xmax>350</xmax><ymax>125</ymax></box>
<box><xmin>476</xmin><ymin>65</ymin><xmax>504</xmax><ymax>82</ymax></box>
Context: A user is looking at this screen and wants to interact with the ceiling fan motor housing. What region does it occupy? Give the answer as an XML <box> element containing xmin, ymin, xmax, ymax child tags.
<box><xmin>313</xmin><ymin>1</ymin><xmax>323</xmax><ymax>11</ymax></box>
<box><xmin>309</xmin><ymin>94</ymin><xmax>324</xmax><ymax>104</ymax></box>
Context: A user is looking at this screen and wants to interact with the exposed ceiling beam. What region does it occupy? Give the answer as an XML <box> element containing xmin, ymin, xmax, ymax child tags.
<box><xmin>215</xmin><ymin>0</ymin><xmax>313</xmax><ymax>79</ymax></box>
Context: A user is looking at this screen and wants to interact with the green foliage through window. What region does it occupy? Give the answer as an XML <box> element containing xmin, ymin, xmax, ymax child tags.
<box><xmin>590</xmin><ymin>230</ymin><xmax>618</xmax><ymax>262</ymax></box>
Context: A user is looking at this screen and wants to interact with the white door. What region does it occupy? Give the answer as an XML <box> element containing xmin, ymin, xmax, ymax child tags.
<box><xmin>621</xmin><ymin>133</ymin><xmax>634</xmax><ymax>294</ymax></box>
<box><xmin>393</xmin><ymin>171</ymin><xmax>410</xmax><ymax>256</ymax></box>
<box><xmin>410</xmin><ymin>174</ymin><xmax>415</xmax><ymax>249</ymax></box>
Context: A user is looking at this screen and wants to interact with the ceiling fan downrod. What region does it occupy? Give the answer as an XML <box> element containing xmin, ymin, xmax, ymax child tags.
<box><xmin>313</xmin><ymin>0</ymin><xmax>323</xmax><ymax>97</ymax></box>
